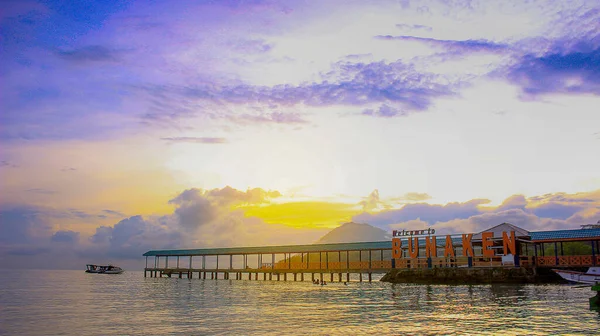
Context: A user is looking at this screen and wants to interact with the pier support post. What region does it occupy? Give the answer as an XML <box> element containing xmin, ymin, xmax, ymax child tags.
<box><xmin>347</xmin><ymin>273</ymin><xmax>350</xmax><ymax>282</ymax></box>
<box><xmin>338</xmin><ymin>273</ymin><xmax>342</xmax><ymax>282</ymax></box>
<box><xmin>368</xmin><ymin>273</ymin><xmax>372</xmax><ymax>282</ymax></box>
<box><xmin>294</xmin><ymin>273</ymin><xmax>297</xmax><ymax>281</ymax></box>
<box><xmin>320</xmin><ymin>273</ymin><xmax>323</xmax><ymax>283</ymax></box>
<box><xmin>330</xmin><ymin>273</ymin><xmax>333</xmax><ymax>282</ymax></box>
<box><xmin>301</xmin><ymin>273</ymin><xmax>304</xmax><ymax>281</ymax></box>
<box><xmin>359</xmin><ymin>273</ymin><xmax>363</xmax><ymax>282</ymax></box>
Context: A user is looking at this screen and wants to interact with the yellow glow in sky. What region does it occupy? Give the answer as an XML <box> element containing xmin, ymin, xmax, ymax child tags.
<box><xmin>241</xmin><ymin>201</ymin><xmax>361</xmax><ymax>229</ymax></box>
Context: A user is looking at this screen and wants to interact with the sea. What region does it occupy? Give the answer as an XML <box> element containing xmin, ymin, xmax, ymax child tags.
<box><xmin>0</xmin><ymin>270</ymin><xmax>598</xmax><ymax>335</ymax></box>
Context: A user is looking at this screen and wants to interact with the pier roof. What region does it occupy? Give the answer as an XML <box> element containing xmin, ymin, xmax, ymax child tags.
<box><xmin>530</xmin><ymin>228</ymin><xmax>600</xmax><ymax>242</ymax></box>
<box><xmin>143</xmin><ymin>241</ymin><xmax>393</xmax><ymax>256</ymax></box>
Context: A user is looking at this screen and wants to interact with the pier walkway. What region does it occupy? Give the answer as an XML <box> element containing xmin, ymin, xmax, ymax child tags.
<box><xmin>143</xmin><ymin>224</ymin><xmax>600</xmax><ymax>282</ymax></box>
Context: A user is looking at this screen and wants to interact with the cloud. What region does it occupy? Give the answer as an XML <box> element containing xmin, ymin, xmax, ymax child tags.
<box><xmin>375</xmin><ymin>35</ymin><xmax>507</xmax><ymax>54</ymax></box>
<box><xmin>102</xmin><ymin>209</ymin><xmax>125</xmax><ymax>217</ymax></box>
<box><xmin>227</xmin><ymin>38</ymin><xmax>273</xmax><ymax>54</ymax></box>
<box><xmin>395</xmin><ymin>23</ymin><xmax>432</xmax><ymax>32</ymax></box>
<box><xmin>0</xmin><ymin>160</ymin><xmax>18</xmax><ymax>168</ymax></box>
<box><xmin>401</xmin><ymin>192</ymin><xmax>432</xmax><ymax>202</ymax></box>
<box><xmin>82</xmin><ymin>186</ymin><xmax>318</xmax><ymax>259</ymax></box>
<box><xmin>228</xmin><ymin>112</ymin><xmax>309</xmax><ymax>125</ymax></box>
<box><xmin>25</xmin><ymin>188</ymin><xmax>56</xmax><ymax>195</ymax></box>
<box><xmin>355</xmin><ymin>190</ymin><xmax>600</xmax><ymax>233</ymax></box>
<box><xmin>360</xmin><ymin>189</ymin><xmax>381</xmax><ymax>212</ymax></box>
<box><xmin>0</xmin><ymin>206</ymin><xmax>53</xmax><ymax>244</ymax></box>
<box><xmin>506</xmin><ymin>45</ymin><xmax>600</xmax><ymax>96</ymax></box>
<box><xmin>135</xmin><ymin>59</ymin><xmax>456</xmax><ymax>126</ymax></box>
<box><xmin>354</xmin><ymin>198</ymin><xmax>489</xmax><ymax>227</ymax></box>
<box><xmin>55</xmin><ymin>45</ymin><xmax>121</xmax><ymax>63</ymax></box>
<box><xmin>51</xmin><ymin>230</ymin><xmax>79</xmax><ymax>244</ymax></box>
<box><xmin>161</xmin><ymin>137</ymin><xmax>228</xmax><ymax>144</ymax></box>
<box><xmin>361</xmin><ymin>104</ymin><xmax>408</xmax><ymax>118</ymax></box>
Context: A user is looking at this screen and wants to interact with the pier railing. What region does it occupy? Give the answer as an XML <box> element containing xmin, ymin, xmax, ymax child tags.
<box><xmin>535</xmin><ymin>255</ymin><xmax>599</xmax><ymax>267</ymax></box>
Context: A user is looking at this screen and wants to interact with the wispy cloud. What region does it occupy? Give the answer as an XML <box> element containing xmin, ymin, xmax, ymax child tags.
<box><xmin>25</xmin><ymin>188</ymin><xmax>56</xmax><ymax>195</ymax></box>
<box><xmin>136</xmin><ymin>59</ymin><xmax>457</xmax><ymax>126</ymax></box>
<box><xmin>55</xmin><ymin>45</ymin><xmax>121</xmax><ymax>64</ymax></box>
<box><xmin>375</xmin><ymin>35</ymin><xmax>507</xmax><ymax>53</ymax></box>
<box><xmin>160</xmin><ymin>137</ymin><xmax>228</xmax><ymax>144</ymax></box>
<box><xmin>102</xmin><ymin>209</ymin><xmax>126</xmax><ymax>217</ymax></box>
<box><xmin>395</xmin><ymin>23</ymin><xmax>432</xmax><ymax>32</ymax></box>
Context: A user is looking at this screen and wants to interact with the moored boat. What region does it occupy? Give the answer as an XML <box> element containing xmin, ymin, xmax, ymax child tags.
<box><xmin>85</xmin><ymin>264</ymin><xmax>124</xmax><ymax>274</ymax></box>
<box><xmin>552</xmin><ymin>267</ymin><xmax>600</xmax><ymax>284</ymax></box>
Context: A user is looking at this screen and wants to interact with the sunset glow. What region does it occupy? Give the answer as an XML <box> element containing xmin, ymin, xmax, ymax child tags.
<box><xmin>1</xmin><ymin>0</ymin><xmax>599</xmax><ymax>270</ymax></box>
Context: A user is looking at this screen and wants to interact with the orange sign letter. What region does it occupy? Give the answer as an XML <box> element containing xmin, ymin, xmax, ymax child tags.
<box><xmin>462</xmin><ymin>234</ymin><xmax>474</xmax><ymax>257</ymax></box>
<box><xmin>482</xmin><ymin>232</ymin><xmax>494</xmax><ymax>257</ymax></box>
<box><xmin>408</xmin><ymin>237</ymin><xmax>419</xmax><ymax>258</ymax></box>
<box><xmin>444</xmin><ymin>235</ymin><xmax>455</xmax><ymax>257</ymax></box>
<box><xmin>425</xmin><ymin>236</ymin><xmax>437</xmax><ymax>258</ymax></box>
<box><xmin>502</xmin><ymin>231</ymin><xmax>516</xmax><ymax>255</ymax></box>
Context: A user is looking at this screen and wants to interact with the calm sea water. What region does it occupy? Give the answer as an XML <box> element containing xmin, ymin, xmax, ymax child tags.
<box><xmin>0</xmin><ymin>270</ymin><xmax>598</xmax><ymax>335</ymax></box>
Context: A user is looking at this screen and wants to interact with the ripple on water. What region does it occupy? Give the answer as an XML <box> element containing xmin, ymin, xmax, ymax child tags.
<box><xmin>0</xmin><ymin>270</ymin><xmax>599</xmax><ymax>335</ymax></box>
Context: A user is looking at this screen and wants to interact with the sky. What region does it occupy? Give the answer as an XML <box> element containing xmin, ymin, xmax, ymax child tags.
<box><xmin>1</xmin><ymin>0</ymin><xmax>599</xmax><ymax>270</ymax></box>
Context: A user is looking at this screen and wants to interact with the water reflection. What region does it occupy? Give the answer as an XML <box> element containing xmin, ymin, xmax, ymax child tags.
<box><xmin>0</xmin><ymin>270</ymin><xmax>599</xmax><ymax>335</ymax></box>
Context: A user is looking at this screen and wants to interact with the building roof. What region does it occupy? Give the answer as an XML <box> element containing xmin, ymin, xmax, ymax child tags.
<box><xmin>472</xmin><ymin>222</ymin><xmax>530</xmax><ymax>239</ymax></box>
<box><xmin>530</xmin><ymin>228</ymin><xmax>600</xmax><ymax>242</ymax></box>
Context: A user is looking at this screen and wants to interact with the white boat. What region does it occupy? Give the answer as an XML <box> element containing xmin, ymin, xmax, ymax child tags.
<box><xmin>85</xmin><ymin>264</ymin><xmax>124</xmax><ymax>274</ymax></box>
<box><xmin>552</xmin><ymin>267</ymin><xmax>600</xmax><ymax>284</ymax></box>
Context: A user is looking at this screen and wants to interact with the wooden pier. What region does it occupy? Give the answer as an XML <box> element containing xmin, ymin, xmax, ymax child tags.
<box><xmin>143</xmin><ymin>241</ymin><xmax>392</xmax><ymax>282</ymax></box>
<box><xmin>143</xmin><ymin>224</ymin><xmax>600</xmax><ymax>282</ymax></box>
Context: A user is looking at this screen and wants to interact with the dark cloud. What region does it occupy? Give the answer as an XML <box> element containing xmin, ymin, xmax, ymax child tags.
<box><xmin>169</xmin><ymin>189</ymin><xmax>218</xmax><ymax>232</ymax></box>
<box><xmin>0</xmin><ymin>206</ymin><xmax>53</xmax><ymax>244</ymax></box>
<box><xmin>161</xmin><ymin>137</ymin><xmax>228</xmax><ymax>144</ymax></box>
<box><xmin>55</xmin><ymin>45</ymin><xmax>121</xmax><ymax>63</ymax></box>
<box><xmin>506</xmin><ymin>45</ymin><xmax>600</xmax><ymax>96</ymax></box>
<box><xmin>51</xmin><ymin>230</ymin><xmax>79</xmax><ymax>244</ymax></box>
<box><xmin>89</xmin><ymin>215</ymin><xmax>183</xmax><ymax>259</ymax></box>
<box><xmin>354</xmin><ymin>198</ymin><xmax>489</xmax><ymax>227</ymax></box>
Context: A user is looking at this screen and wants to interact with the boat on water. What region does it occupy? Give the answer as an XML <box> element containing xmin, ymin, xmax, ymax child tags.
<box><xmin>552</xmin><ymin>267</ymin><xmax>600</xmax><ymax>285</ymax></box>
<box><xmin>85</xmin><ymin>264</ymin><xmax>124</xmax><ymax>274</ymax></box>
